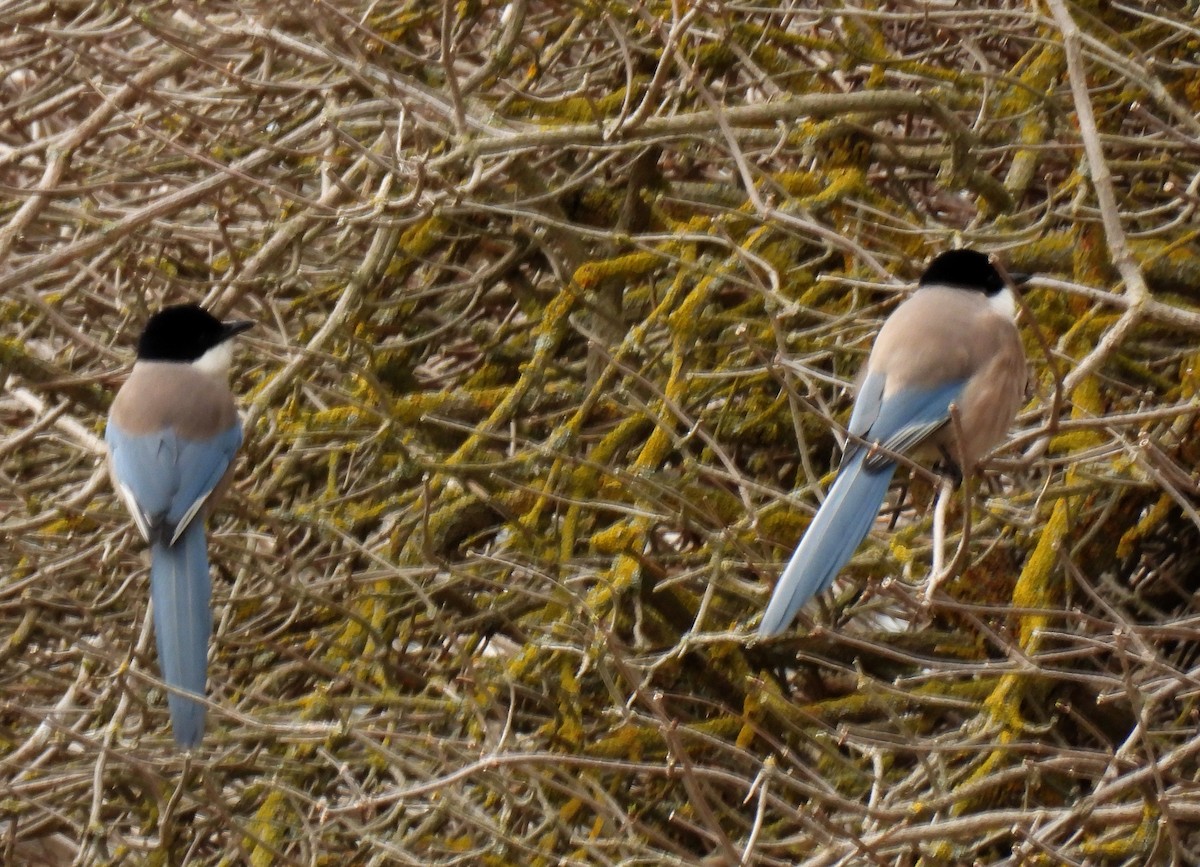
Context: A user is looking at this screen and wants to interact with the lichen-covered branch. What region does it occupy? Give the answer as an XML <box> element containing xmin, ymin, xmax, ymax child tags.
<box><xmin>4</xmin><ymin>1</ymin><xmax>1200</xmax><ymax>863</ymax></box>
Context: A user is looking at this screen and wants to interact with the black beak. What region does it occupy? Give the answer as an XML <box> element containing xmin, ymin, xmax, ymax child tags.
<box><xmin>221</xmin><ymin>319</ymin><xmax>254</xmax><ymax>341</ymax></box>
<box><xmin>1007</xmin><ymin>271</ymin><xmax>1032</xmax><ymax>286</ymax></box>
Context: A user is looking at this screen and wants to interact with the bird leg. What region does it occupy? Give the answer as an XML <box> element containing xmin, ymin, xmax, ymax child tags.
<box><xmin>887</xmin><ymin>474</ymin><xmax>911</xmax><ymax>530</ymax></box>
<box><xmin>927</xmin><ymin>474</ymin><xmax>956</xmax><ymax>592</ymax></box>
<box><xmin>933</xmin><ymin>445</ymin><xmax>964</xmax><ymax>488</ymax></box>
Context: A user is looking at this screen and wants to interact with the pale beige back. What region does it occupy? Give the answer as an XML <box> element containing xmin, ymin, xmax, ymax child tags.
<box><xmin>867</xmin><ymin>286</ymin><xmax>1026</xmax><ymax>469</ymax></box>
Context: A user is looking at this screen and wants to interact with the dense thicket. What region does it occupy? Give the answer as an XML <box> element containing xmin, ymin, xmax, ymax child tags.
<box><xmin>5</xmin><ymin>2</ymin><xmax>1200</xmax><ymax>863</ymax></box>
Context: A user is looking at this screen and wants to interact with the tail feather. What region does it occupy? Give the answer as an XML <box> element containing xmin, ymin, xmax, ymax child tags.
<box><xmin>149</xmin><ymin>520</ymin><xmax>211</xmax><ymax>747</ymax></box>
<box><xmin>759</xmin><ymin>453</ymin><xmax>896</xmax><ymax>637</ymax></box>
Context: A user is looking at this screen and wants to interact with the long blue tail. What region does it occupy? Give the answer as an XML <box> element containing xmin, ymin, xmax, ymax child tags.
<box><xmin>149</xmin><ymin>520</ymin><xmax>211</xmax><ymax>747</ymax></box>
<box><xmin>759</xmin><ymin>452</ymin><xmax>897</xmax><ymax>637</ymax></box>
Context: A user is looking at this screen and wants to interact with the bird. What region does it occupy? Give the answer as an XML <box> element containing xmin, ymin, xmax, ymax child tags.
<box><xmin>758</xmin><ymin>249</ymin><xmax>1027</xmax><ymax>638</ymax></box>
<box><xmin>106</xmin><ymin>304</ymin><xmax>252</xmax><ymax>746</ymax></box>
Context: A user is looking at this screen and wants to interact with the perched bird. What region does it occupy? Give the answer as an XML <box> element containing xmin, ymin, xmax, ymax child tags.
<box><xmin>759</xmin><ymin>250</ymin><xmax>1027</xmax><ymax>637</ymax></box>
<box><xmin>106</xmin><ymin>304</ymin><xmax>252</xmax><ymax>746</ymax></box>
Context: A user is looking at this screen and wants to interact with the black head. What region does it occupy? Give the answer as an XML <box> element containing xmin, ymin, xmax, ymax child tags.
<box><xmin>136</xmin><ymin>304</ymin><xmax>252</xmax><ymax>362</ymax></box>
<box><xmin>918</xmin><ymin>249</ymin><xmax>1006</xmax><ymax>296</ymax></box>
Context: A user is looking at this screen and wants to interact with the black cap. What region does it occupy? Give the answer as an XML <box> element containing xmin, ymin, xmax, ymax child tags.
<box><xmin>136</xmin><ymin>304</ymin><xmax>252</xmax><ymax>362</ymax></box>
<box><xmin>918</xmin><ymin>249</ymin><xmax>1005</xmax><ymax>296</ymax></box>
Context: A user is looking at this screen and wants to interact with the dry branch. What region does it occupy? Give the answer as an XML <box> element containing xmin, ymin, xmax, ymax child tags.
<box><xmin>4</xmin><ymin>1</ymin><xmax>1200</xmax><ymax>864</ymax></box>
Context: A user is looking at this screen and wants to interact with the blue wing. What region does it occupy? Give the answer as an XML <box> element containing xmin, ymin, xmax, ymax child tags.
<box><xmin>847</xmin><ymin>371</ymin><xmax>886</xmax><ymax>440</ymax></box>
<box><xmin>106</xmin><ymin>423</ymin><xmax>242</xmax><ymax>540</ymax></box>
<box><xmin>861</xmin><ymin>382</ymin><xmax>964</xmax><ymax>468</ymax></box>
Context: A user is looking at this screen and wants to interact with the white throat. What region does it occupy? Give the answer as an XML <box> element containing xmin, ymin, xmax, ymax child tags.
<box><xmin>988</xmin><ymin>286</ymin><xmax>1018</xmax><ymax>321</ymax></box>
<box><xmin>192</xmin><ymin>340</ymin><xmax>234</xmax><ymax>377</ymax></box>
